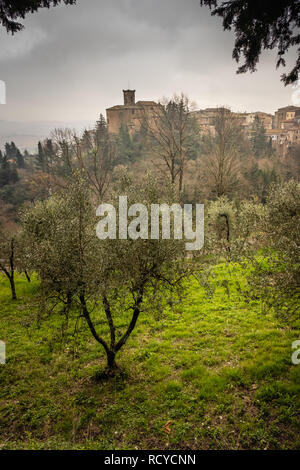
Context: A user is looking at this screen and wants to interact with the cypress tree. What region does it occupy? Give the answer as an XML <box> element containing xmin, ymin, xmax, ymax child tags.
<box><xmin>250</xmin><ymin>115</ymin><xmax>269</xmax><ymax>157</ymax></box>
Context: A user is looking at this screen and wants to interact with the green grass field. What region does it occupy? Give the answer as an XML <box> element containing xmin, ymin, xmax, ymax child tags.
<box><xmin>0</xmin><ymin>264</ymin><xmax>299</xmax><ymax>450</ymax></box>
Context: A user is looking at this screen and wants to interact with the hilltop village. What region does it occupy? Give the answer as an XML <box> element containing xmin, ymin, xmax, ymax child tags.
<box><xmin>1</xmin><ymin>88</ymin><xmax>299</xmax><ymax>229</ymax></box>
<box><xmin>107</xmin><ymin>90</ymin><xmax>300</xmax><ymax>155</ymax></box>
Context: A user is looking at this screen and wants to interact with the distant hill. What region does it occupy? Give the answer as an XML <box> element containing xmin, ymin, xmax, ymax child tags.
<box><xmin>0</xmin><ymin>120</ymin><xmax>94</xmax><ymax>152</ymax></box>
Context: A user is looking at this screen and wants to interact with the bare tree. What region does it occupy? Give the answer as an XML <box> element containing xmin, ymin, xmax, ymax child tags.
<box><xmin>75</xmin><ymin>123</ymin><xmax>117</xmax><ymax>202</ymax></box>
<box><xmin>201</xmin><ymin>107</ymin><xmax>242</xmax><ymax>198</ymax></box>
<box><xmin>48</xmin><ymin>121</ymin><xmax>116</xmax><ymax>202</ymax></box>
<box><xmin>143</xmin><ymin>94</ymin><xmax>199</xmax><ymax>193</ymax></box>
<box><xmin>50</xmin><ymin>128</ymin><xmax>78</xmax><ymax>177</ymax></box>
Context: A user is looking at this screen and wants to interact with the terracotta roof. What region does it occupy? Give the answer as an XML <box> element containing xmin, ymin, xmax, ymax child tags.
<box><xmin>106</xmin><ymin>104</ymin><xmax>137</xmax><ymax>110</ymax></box>
<box><xmin>277</xmin><ymin>105</ymin><xmax>300</xmax><ymax>112</ymax></box>
<box><xmin>135</xmin><ymin>101</ymin><xmax>157</xmax><ymax>106</ymax></box>
<box><xmin>106</xmin><ymin>105</ymin><xmax>123</xmax><ymax>110</ymax></box>
<box><xmin>252</xmin><ymin>112</ymin><xmax>272</xmax><ymax>117</ymax></box>
<box><xmin>106</xmin><ymin>101</ymin><xmax>157</xmax><ymax>111</ymax></box>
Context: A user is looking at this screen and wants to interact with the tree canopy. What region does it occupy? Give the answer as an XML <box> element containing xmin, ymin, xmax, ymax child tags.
<box><xmin>20</xmin><ymin>174</ymin><xmax>188</xmax><ymax>372</ymax></box>
<box><xmin>200</xmin><ymin>1</ymin><xmax>300</xmax><ymax>85</ymax></box>
<box><xmin>0</xmin><ymin>0</ymin><xmax>76</xmax><ymax>34</ymax></box>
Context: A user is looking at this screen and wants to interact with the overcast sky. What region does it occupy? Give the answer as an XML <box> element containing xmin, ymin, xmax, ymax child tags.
<box><xmin>0</xmin><ymin>0</ymin><xmax>297</xmax><ymax>125</ymax></box>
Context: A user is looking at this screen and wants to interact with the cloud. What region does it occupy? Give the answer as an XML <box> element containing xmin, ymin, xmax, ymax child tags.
<box><xmin>0</xmin><ymin>28</ymin><xmax>48</xmax><ymax>61</ymax></box>
<box><xmin>0</xmin><ymin>0</ymin><xmax>296</xmax><ymax>123</ymax></box>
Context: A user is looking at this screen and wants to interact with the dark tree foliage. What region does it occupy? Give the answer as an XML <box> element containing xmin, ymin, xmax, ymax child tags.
<box><xmin>36</xmin><ymin>139</ymin><xmax>56</xmax><ymax>172</ymax></box>
<box><xmin>250</xmin><ymin>116</ymin><xmax>270</xmax><ymax>157</ymax></box>
<box><xmin>117</xmin><ymin>125</ymin><xmax>135</xmax><ymax>164</ymax></box>
<box><xmin>36</xmin><ymin>141</ymin><xmax>46</xmax><ymax>172</ymax></box>
<box><xmin>200</xmin><ymin>1</ymin><xmax>300</xmax><ymax>85</ymax></box>
<box><xmin>244</xmin><ymin>163</ymin><xmax>278</xmax><ymax>203</ymax></box>
<box><xmin>0</xmin><ymin>0</ymin><xmax>76</xmax><ymax>34</ymax></box>
<box><xmin>0</xmin><ymin>154</ymin><xmax>19</xmax><ymax>187</ymax></box>
<box><xmin>95</xmin><ymin>113</ymin><xmax>108</xmax><ymax>145</ymax></box>
<box><xmin>5</xmin><ymin>142</ymin><xmax>25</xmax><ymax>168</ymax></box>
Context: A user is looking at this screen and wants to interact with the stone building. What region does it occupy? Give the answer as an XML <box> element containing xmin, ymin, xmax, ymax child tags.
<box><xmin>273</xmin><ymin>105</ymin><xmax>300</xmax><ymax>129</ymax></box>
<box><xmin>243</xmin><ymin>112</ymin><xmax>273</xmax><ymax>130</ymax></box>
<box><xmin>266</xmin><ymin>128</ymin><xmax>288</xmax><ymax>144</ymax></box>
<box><xmin>267</xmin><ymin>106</ymin><xmax>300</xmax><ymax>154</ymax></box>
<box><xmin>191</xmin><ymin>108</ymin><xmax>273</xmax><ymax>140</ymax></box>
<box><xmin>106</xmin><ymin>90</ymin><xmax>159</xmax><ymax>134</ymax></box>
<box><xmin>191</xmin><ymin>107</ymin><xmax>232</xmax><ymax>137</ymax></box>
<box><xmin>106</xmin><ymin>92</ymin><xmax>300</xmax><ymax>154</ymax></box>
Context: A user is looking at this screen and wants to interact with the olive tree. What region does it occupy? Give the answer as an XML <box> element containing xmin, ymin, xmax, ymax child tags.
<box><xmin>20</xmin><ymin>175</ymin><xmax>188</xmax><ymax>373</ymax></box>
<box><xmin>249</xmin><ymin>180</ymin><xmax>300</xmax><ymax>318</ymax></box>
<box><xmin>192</xmin><ymin>195</ymin><xmax>263</xmax><ymax>296</ymax></box>
<box><xmin>0</xmin><ymin>231</ymin><xmax>18</xmax><ymax>300</ymax></box>
<box><xmin>206</xmin><ymin>196</ymin><xmax>264</xmax><ymax>259</ymax></box>
<box><xmin>0</xmin><ymin>226</ymin><xmax>33</xmax><ymax>299</ymax></box>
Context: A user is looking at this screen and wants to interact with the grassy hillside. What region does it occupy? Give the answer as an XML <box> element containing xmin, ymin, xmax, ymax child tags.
<box><xmin>0</xmin><ymin>265</ymin><xmax>299</xmax><ymax>450</ymax></box>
